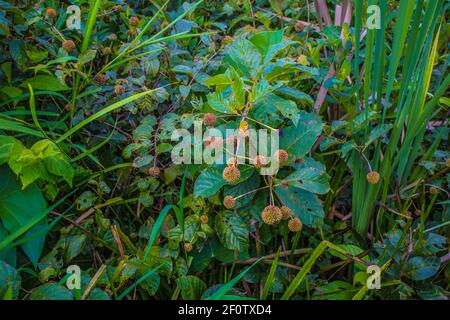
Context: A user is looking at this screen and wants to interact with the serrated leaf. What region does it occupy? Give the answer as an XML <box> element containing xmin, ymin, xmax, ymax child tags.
<box><xmin>28</xmin><ymin>283</ymin><xmax>73</xmax><ymax>300</ymax></box>
<box><xmin>280</xmin><ymin>158</ymin><xmax>330</xmax><ymax>194</ymax></box>
<box><xmin>280</xmin><ymin>112</ymin><xmax>323</xmax><ymax>159</ymax></box>
<box><xmin>176</xmin><ymin>275</ymin><xmax>206</xmax><ymax>300</ymax></box>
<box><xmin>215</xmin><ymin>211</ymin><xmax>248</xmax><ymax>251</ymax></box>
<box><xmin>275</xmin><ymin>187</ymin><xmax>324</xmax><ymax>227</ymax></box>
<box><xmin>194</xmin><ymin>167</ymin><xmax>226</xmax><ymax>198</ymax></box>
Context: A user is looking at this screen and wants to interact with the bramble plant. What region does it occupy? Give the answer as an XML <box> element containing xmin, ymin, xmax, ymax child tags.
<box><xmin>0</xmin><ymin>0</ymin><xmax>448</xmax><ymax>301</ymax></box>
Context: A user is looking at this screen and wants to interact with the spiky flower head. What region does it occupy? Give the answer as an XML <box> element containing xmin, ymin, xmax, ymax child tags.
<box><xmin>102</xmin><ymin>47</ymin><xmax>112</xmax><ymax>55</ymax></box>
<box><xmin>203</xmin><ymin>113</ymin><xmax>217</xmax><ymax>126</ymax></box>
<box><xmin>274</xmin><ymin>149</ymin><xmax>289</xmax><ymax>162</ymax></box>
<box><xmin>62</xmin><ymin>40</ymin><xmax>75</xmax><ymax>52</ymax></box>
<box><xmin>129</xmin><ymin>16</ymin><xmax>139</xmax><ymax>26</ymax></box>
<box><xmin>253</xmin><ymin>155</ymin><xmax>267</xmax><ymax>169</ymax></box>
<box><xmin>223</xmin><ymin>166</ymin><xmax>240</xmax><ymax>184</ymax></box>
<box><xmin>294</xmin><ymin>21</ymin><xmax>305</xmax><ymax>32</ymax></box>
<box><xmin>204</xmin><ymin>136</ymin><xmax>222</xmax><ymax>149</ymax></box>
<box><xmin>280</xmin><ymin>206</ymin><xmax>293</xmax><ymax>220</ymax></box>
<box><xmin>261</xmin><ymin>205</ymin><xmax>282</xmax><ymax>225</ymax></box>
<box><xmin>160</xmin><ymin>21</ymin><xmax>169</xmax><ymax>30</ymax></box>
<box><xmin>96</xmin><ymin>74</ymin><xmax>106</xmax><ymax>84</ymax></box>
<box><xmin>184</xmin><ymin>242</ymin><xmax>193</xmax><ymax>252</ymax></box>
<box><xmin>148</xmin><ymin>166</ymin><xmax>161</xmax><ymax>177</ymax></box>
<box><xmin>46</xmin><ymin>8</ymin><xmax>56</xmax><ymax>18</ymax></box>
<box><xmin>223</xmin><ymin>35</ymin><xmax>234</xmax><ymax>45</ymax></box>
<box><xmin>366</xmin><ymin>171</ymin><xmax>380</xmax><ymax>184</ymax></box>
<box><xmin>200</xmin><ymin>215</ymin><xmax>209</xmax><ymax>224</ymax></box>
<box><xmin>288</xmin><ymin>217</ymin><xmax>303</xmax><ymax>232</ymax></box>
<box><xmin>114</xmin><ymin>84</ymin><xmax>125</xmax><ymax>95</ymax></box>
<box><xmin>223</xmin><ymin>196</ymin><xmax>236</xmax><ymax>209</ymax></box>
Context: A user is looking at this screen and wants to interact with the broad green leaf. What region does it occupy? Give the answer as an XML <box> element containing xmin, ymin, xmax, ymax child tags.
<box><xmin>224</xmin><ymin>38</ymin><xmax>261</xmax><ymax>79</ymax></box>
<box><xmin>21</xmin><ymin>75</ymin><xmax>70</xmax><ymax>91</ymax></box>
<box><xmin>256</xmin><ymin>93</ymin><xmax>299</xmax><ymax>123</ymax></box>
<box><xmin>403</xmin><ymin>256</ymin><xmax>440</xmax><ymax>281</ymax></box>
<box><xmin>0</xmin><ymin>260</ymin><xmax>20</xmax><ymax>299</ymax></box>
<box><xmin>0</xmin><ymin>165</ymin><xmax>47</xmax><ymax>265</ymax></box>
<box><xmin>28</xmin><ymin>283</ymin><xmax>73</xmax><ymax>300</ymax></box>
<box><xmin>275</xmin><ymin>186</ymin><xmax>324</xmax><ymax>227</ymax></box>
<box><xmin>280</xmin><ymin>112</ymin><xmax>323</xmax><ymax>159</ymax></box>
<box><xmin>204</xmin><ymin>74</ymin><xmax>232</xmax><ymax>87</ymax></box>
<box><xmin>0</xmin><ymin>224</ymin><xmax>16</xmax><ymax>266</ymax></box>
<box><xmin>279</xmin><ymin>158</ymin><xmax>330</xmax><ymax>194</ymax></box>
<box><xmin>194</xmin><ymin>167</ymin><xmax>226</xmax><ymax>198</ymax></box>
<box><xmin>215</xmin><ymin>211</ymin><xmax>248</xmax><ymax>251</ymax></box>
<box><xmin>176</xmin><ymin>275</ymin><xmax>206</xmax><ymax>300</ymax></box>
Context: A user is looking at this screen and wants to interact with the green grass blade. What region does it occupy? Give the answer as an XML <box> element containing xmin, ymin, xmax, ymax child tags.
<box><xmin>56</xmin><ymin>89</ymin><xmax>158</xmax><ymax>143</ymax></box>
<box><xmin>143</xmin><ymin>205</ymin><xmax>174</xmax><ymax>261</ymax></box>
<box><xmin>81</xmin><ymin>0</ymin><xmax>102</xmax><ymax>53</ymax></box>
<box><xmin>206</xmin><ymin>258</ymin><xmax>262</xmax><ymax>300</ymax></box>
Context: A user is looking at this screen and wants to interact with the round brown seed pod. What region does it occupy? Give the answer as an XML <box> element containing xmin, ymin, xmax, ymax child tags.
<box><xmin>46</xmin><ymin>8</ymin><xmax>57</xmax><ymax>18</ymax></box>
<box><xmin>127</xmin><ymin>29</ymin><xmax>136</xmax><ymax>36</ymax></box>
<box><xmin>95</xmin><ymin>74</ymin><xmax>106</xmax><ymax>84</ymax></box>
<box><xmin>203</xmin><ymin>113</ymin><xmax>216</xmax><ymax>126</ymax></box>
<box><xmin>261</xmin><ymin>205</ymin><xmax>282</xmax><ymax>225</ymax></box>
<box><xmin>184</xmin><ymin>242</ymin><xmax>193</xmax><ymax>252</ymax></box>
<box><xmin>274</xmin><ymin>149</ymin><xmax>289</xmax><ymax>162</ymax></box>
<box><xmin>200</xmin><ymin>215</ymin><xmax>209</xmax><ymax>224</ymax></box>
<box><xmin>223</xmin><ymin>35</ymin><xmax>233</xmax><ymax>45</ymax></box>
<box><xmin>366</xmin><ymin>171</ymin><xmax>380</xmax><ymax>184</ymax></box>
<box><xmin>222</xmin><ymin>166</ymin><xmax>240</xmax><ymax>184</ymax></box>
<box><xmin>148</xmin><ymin>166</ymin><xmax>161</xmax><ymax>177</ymax></box>
<box><xmin>129</xmin><ymin>16</ymin><xmax>139</xmax><ymax>26</ymax></box>
<box><xmin>62</xmin><ymin>40</ymin><xmax>76</xmax><ymax>52</ymax></box>
<box><xmin>288</xmin><ymin>217</ymin><xmax>303</xmax><ymax>232</ymax></box>
<box><xmin>253</xmin><ymin>155</ymin><xmax>267</xmax><ymax>169</ymax></box>
<box><xmin>429</xmin><ymin>186</ymin><xmax>439</xmax><ymax>194</ymax></box>
<box><xmin>102</xmin><ymin>47</ymin><xmax>112</xmax><ymax>55</ymax></box>
<box><xmin>280</xmin><ymin>206</ymin><xmax>293</xmax><ymax>220</ymax></box>
<box><xmin>294</xmin><ymin>21</ymin><xmax>305</xmax><ymax>32</ymax></box>
<box><xmin>114</xmin><ymin>84</ymin><xmax>125</xmax><ymax>95</ymax></box>
<box><xmin>160</xmin><ymin>21</ymin><xmax>169</xmax><ymax>30</ymax></box>
<box><xmin>223</xmin><ymin>196</ymin><xmax>235</xmax><ymax>209</ymax></box>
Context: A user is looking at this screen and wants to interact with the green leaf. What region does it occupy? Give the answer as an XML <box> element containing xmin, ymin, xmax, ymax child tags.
<box><xmin>280</xmin><ymin>158</ymin><xmax>330</xmax><ymax>194</ymax></box>
<box><xmin>176</xmin><ymin>275</ymin><xmax>206</xmax><ymax>300</ymax></box>
<box><xmin>0</xmin><ymin>165</ymin><xmax>47</xmax><ymax>265</ymax></box>
<box><xmin>0</xmin><ymin>224</ymin><xmax>16</xmax><ymax>266</ymax></box>
<box><xmin>403</xmin><ymin>256</ymin><xmax>440</xmax><ymax>281</ymax></box>
<box><xmin>215</xmin><ymin>211</ymin><xmax>248</xmax><ymax>251</ymax></box>
<box><xmin>9</xmin><ymin>39</ymin><xmax>27</xmax><ymax>70</ymax></box>
<box><xmin>275</xmin><ymin>186</ymin><xmax>324</xmax><ymax>227</ymax></box>
<box><xmin>204</xmin><ymin>74</ymin><xmax>232</xmax><ymax>87</ymax></box>
<box><xmin>256</xmin><ymin>93</ymin><xmax>299</xmax><ymax>123</ymax></box>
<box><xmin>21</xmin><ymin>75</ymin><xmax>70</xmax><ymax>91</ymax></box>
<box><xmin>0</xmin><ymin>260</ymin><xmax>20</xmax><ymax>299</ymax></box>
<box><xmin>225</xmin><ymin>38</ymin><xmax>261</xmax><ymax>79</ymax></box>
<box><xmin>194</xmin><ymin>167</ymin><xmax>226</xmax><ymax>198</ymax></box>
<box><xmin>28</xmin><ymin>283</ymin><xmax>73</xmax><ymax>300</ymax></box>
<box><xmin>280</xmin><ymin>111</ymin><xmax>323</xmax><ymax>159</ymax></box>
<box><xmin>205</xmin><ymin>258</ymin><xmax>262</xmax><ymax>300</ymax></box>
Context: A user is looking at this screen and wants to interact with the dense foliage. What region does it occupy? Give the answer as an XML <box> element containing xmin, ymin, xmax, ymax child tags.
<box><xmin>0</xmin><ymin>0</ymin><xmax>449</xmax><ymax>300</ymax></box>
